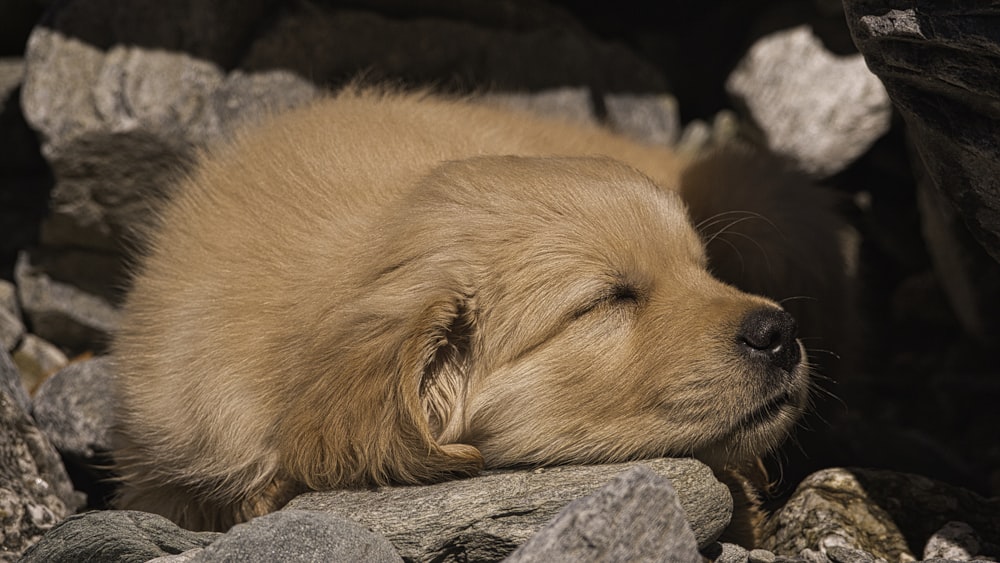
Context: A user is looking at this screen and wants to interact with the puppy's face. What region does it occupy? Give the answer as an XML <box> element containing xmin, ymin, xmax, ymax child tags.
<box><xmin>381</xmin><ymin>156</ymin><xmax>809</xmax><ymax>472</ymax></box>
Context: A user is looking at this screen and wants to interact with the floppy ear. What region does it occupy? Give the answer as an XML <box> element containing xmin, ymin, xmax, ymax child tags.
<box><xmin>277</xmin><ymin>258</ymin><xmax>483</xmax><ymax>491</ymax></box>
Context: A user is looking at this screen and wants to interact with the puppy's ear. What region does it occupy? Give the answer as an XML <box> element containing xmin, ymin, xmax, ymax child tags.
<box><xmin>279</xmin><ymin>260</ymin><xmax>483</xmax><ymax>490</ymax></box>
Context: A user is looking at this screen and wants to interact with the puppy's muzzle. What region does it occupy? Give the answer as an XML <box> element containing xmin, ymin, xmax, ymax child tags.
<box><xmin>737</xmin><ymin>307</ymin><xmax>801</xmax><ymax>375</ymax></box>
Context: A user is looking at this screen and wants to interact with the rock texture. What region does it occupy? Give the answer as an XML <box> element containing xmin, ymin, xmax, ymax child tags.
<box><xmin>762</xmin><ymin>467</ymin><xmax>1000</xmax><ymax>562</ymax></box>
<box><xmin>844</xmin><ymin>1</ymin><xmax>1000</xmax><ymax>264</ymax></box>
<box><xmin>0</xmin><ymin>349</ymin><xmax>84</xmax><ymax>561</ymax></box>
<box><xmin>31</xmin><ymin>356</ymin><xmax>116</xmax><ymax>462</ymax></box>
<box><xmin>18</xmin><ymin>510</ymin><xmax>220</xmax><ymax>563</ymax></box>
<box><xmin>504</xmin><ymin>466</ymin><xmax>701</xmax><ymax>562</ymax></box>
<box><xmin>726</xmin><ymin>25</ymin><xmax>891</xmax><ymax>178</ymax></box>
<box><xmin>285</xmin><ymin>457</ymin><xmax>731</xmax><ymax>561</ymax></box>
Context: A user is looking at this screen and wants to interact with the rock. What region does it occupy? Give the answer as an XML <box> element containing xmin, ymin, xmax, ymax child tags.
<box><xmin>481</xmin><ymin>88</ymin><xmax>597</xmax><ymax>127</ymax></box>
<box><xmin>762</xmin><ymin>467</ymin><xmax>1000</xmax><ymax>562</ymax></box>
<box><xmin>504</xmin><ymin>466</ymin><xmax>700</xmax><ymax>562</ymax></box>
<box><xmin>916</xmin><ymin>167</ymin><xmax>1000</xmax><ymax>345</ymax></box>
<box><xmin>824</xmin><ymin>545</ymin><xmax>876</xmax><ymax>563</ymax></box>
<box><xmin>0</xmin><ymin>308</ymin><xmax>23</xmax><ymax>353</ymax></box>
<box><xmin>0</xmin><ymin>348</ymin><xmax>84</xmax><ymax>561</ymax></box>
<box><xmin>923</xmin><ymin>521</ymin><xmax>982</xmax><ymax>561</ymax></box>
<box><xmin>760</xmin><ymin>468</ymin><xmax>913</xmax><ymax>561</ymax></box>
<box><xmin>749</xmin><ymin>548</ymin><xmax>777</xmax><ymax>563</ymax></box>
<box><xmin>726</xmin><ymin>25</ymin><xmax>891</xmax><ymax>178</ymax></box>
<box><xmin>603</xmin><ymin>93</ymin><xmax>680</xmax><ymax>146</ymax></box>
<box><xmin>286</xmin><ymin>457</ymin><xmax>731</xmax><ymax>561</ymax></box>
<box><xmin>189</xmin><ymin>510</ymin><xmax>402</xmax><ymax>563</ymax></box>
<box><xmin>241</xmin><ymin>3</ymin><xmax>666</xmax><ymax>93</ymax></box>
<box><xmin>0</xmin><ymin>281</ymin><xmax>17</xmax><ymax>318</ymax></box>
<box><xmin>0</xmin><ymin>347</ymin><xmax>30</xmax><ymax>416</ymax></box>
<box><xmin>14</xmin><ymin>251</ymin><xmax>120</xmax><ymax>354</ymax></box>
<box><xmin>11</xmin><ymin>334</ymin><xmax>68</xmax><ymax>394</ymax></box>
<box><xmin>32</xmin><ymin>356</ymin><xmax>115</xmax><ymax>461</ymax></box>
<box><xmin>707</xmin><ymin>542</ymin><xmax>749</xmax><ymax>563</ymax></box>
<box><xmin>18</xmin><ymin>510</ymin><xmax>219</xmax><ymax>563</ymax></box>
<box><xmin>844</xmin><ymin>1</ymin><xmax>1000</xmax><ymax>264</ymax></box>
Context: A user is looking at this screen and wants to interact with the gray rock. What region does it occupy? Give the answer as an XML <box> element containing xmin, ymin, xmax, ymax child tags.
<box><xmin>604</xmin><ymin>93</ymin><xmax>681</xmax><ymax>146</ymax></box>
<box><xmin>923</xmin><ymin>521</ymin><xmax>982</xmax><ymax>561</ymax></box>
<box><xmin>11</xmin><ymin>334</ymin><xmax>68</xmax><ymax>395</ymax></box>
<box><xmin>481</xmin><ymin>88</ymin><xmax>597</xmax><ymax>127</ymax></box>
<box><xmin>824</xmin><ymin>545</ymin><xmax>875</xmax><ymax>563</ymax></box>
<box><xmin>749</xmin><ymin>548</ymin><xmax>777</xmax><ymax>563</ymax></box>
<box><xmin>0</xmin><ymin>281</ymin><xmax>17</xmax><ymax>318</ymax></box>
<box><xmin>710</xmin><ymin>542</ymin><xmax>749</xmax><ymax>563</ymax></box>
<box><xmin>18</xmin><ymin>510</ymin><xmax>220</xmax><ymax>563</ymax></box>
<box><xmin>0</xmin><ymin>308</ymin><xmax>23</xmax><ymax>353</ymax></box>
<box><xmin>726</xmin><ymin>25</ymin><xmax>891</xmax><ymax>178</ymax></box>
<box><xmin>504</xmin><ymin>466</ymin><xmax>700</xmax><ymax>562</ymax></box>
<box><xmin>32</xmin><ymin>356</ymin><xmax>116</xmax><ymax>460</ymax></box>
<box><xmin>844</xmin><ymin>2</ymin><xmax>1000</xmax><ymax>264</ymax></box>
<box><xmin>0</xmin><ymin>347</ymin><xmax>30</xmax><ymax>415</ymax></box>
<box><xmin>189</xmin><ymin>510</ymin><xmax>402</xmax><ymax>563</ymax></box>
<box><xmin>14</xmin><ymin>251</ymin><xmax>120</xmax><ymax>354</ymax></box>
<box><xmin>0</xmin><ymin>351</ymin><xmax>84</xmax><ymax>561</ymax></box>
<box><xmin>286</xmin><ymin>457</ymin><xmax>731</xmax><ymax>562</ymax></box>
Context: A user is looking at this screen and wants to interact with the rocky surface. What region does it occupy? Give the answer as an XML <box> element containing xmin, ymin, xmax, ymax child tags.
<box><xmin>285</xmin><ymin>457</ymin><xmax>729</xmax><ymax>559</ymax></box>
<box><xmin>0</xmin><ymin>349</ymin><xmax>83</xmax><ymax>562</ymax></box>
<box><xmin>2</xmin><ymin>0</ymin><xmax>1000</xmax><ymax>561</ymax></box>
<box><xmin>504</xmin><ymin>466</ymin><xmax>701</xmax><ymax>562</ymax></box>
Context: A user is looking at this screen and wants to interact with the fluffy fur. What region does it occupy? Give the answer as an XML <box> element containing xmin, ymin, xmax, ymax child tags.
<box><xmin>112</xmin><ymin>89</ymin><xmax>846</xmax><ymax>531</ymax></box>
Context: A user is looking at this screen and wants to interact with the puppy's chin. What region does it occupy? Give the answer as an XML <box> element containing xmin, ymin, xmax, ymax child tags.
<box><xmin>693</xmin><ymin>363</ymin><xmax>810</xmax><ymax>472</ymax></box>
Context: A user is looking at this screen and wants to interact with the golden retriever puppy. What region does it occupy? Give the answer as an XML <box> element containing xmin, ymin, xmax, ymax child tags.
<box><xmin>112</xmin><ymin>89</ymin><xmax>845</xmax><ymax>531</ymax></box>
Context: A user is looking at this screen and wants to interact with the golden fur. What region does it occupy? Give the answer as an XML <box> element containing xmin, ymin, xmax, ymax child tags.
<box><xmin>112</xmin><ymin>89</ymin><xmax>846</xmax><ymax>531</ymax></box>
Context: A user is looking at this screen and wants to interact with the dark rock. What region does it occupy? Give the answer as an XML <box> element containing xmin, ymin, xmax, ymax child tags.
<box><xmin>824</xmin><ymin>545</ymin><xmax>875</xmax><ymax>563</ymax></box>
<box><xmin>726</xmin><ymin>25</ymin><xmax>891</xmax><ymax>177</ymax></box>
<box><xmin>916</xmin><ymin>166</ymin><xmax>1000</xmax><ymax>345</ymax></box>
<box><xmin>32</xmin><ymin>356</ymin><xmax>115</xmax><ymax>460</ymax></box>
<box><xmin>923</xmin><ymin>521</ymin><xmax>982</xmax><ymax>561</ymax></box>
<box><xmin>843</xmin><ymin>2</ymin><xmax>1000</xmax><ymax>264</ymax></box>
<box><xmin>189</xmin><ymin>510</ymin><xmax>402</xmax><ymax>563</ymax></box>
<box><xmin>504</xmin><ymin>466</ymin><xmax>700</xmax><ymax>562</ymax></box>
<box><xmin>18</xmin><ymin>510</ymin><xmax>219</xmax><ymax>563</ymax></box>
<box><xmin>0</xmin><ymin>348</ymin><xmax>84</xmax><ymax>560</ymax></box>
<box><xmin>14</xmin><ymin>251</ymin><xmax>119</xmax><ymax>354</ymax></box>
<box><xmin>285</xmin><ymin>457</ymin><xmax>731</xmax><ymax>561</ymax></box>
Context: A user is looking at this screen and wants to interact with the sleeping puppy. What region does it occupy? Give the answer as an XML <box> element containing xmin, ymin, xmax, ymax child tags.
<box><xmin>112</xmin><ymin>89</ymin><xmax>846</xmax><ymax>532</ymax></box>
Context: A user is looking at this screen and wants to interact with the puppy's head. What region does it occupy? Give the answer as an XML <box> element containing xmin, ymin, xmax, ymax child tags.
<box><xmin>355</xmin><ymin>155</ymin><xmax>809</xmax><ymax>479</ymax></box>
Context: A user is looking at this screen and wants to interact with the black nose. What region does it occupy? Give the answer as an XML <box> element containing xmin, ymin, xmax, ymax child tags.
<box><xmin>737</xmin><ymin>308</ymin><xmax>800</xmax><ymax>372</ymax></box>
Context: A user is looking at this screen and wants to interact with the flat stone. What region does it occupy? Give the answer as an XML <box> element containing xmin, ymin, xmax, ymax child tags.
<box><xmin>286</xmin><ymin>457</ymin><xmax>731</xmax><ymax>562</ymax></box>
<box><xmin>189</xmin><ymin>510</ymin><xmax>402</xmax><ymax>563</ymax></box>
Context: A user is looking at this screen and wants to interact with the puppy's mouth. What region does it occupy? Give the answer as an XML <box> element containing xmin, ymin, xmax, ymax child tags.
<box><xmin>733</xmin><ymin>390</ymin><xmax>793</xmax><ymax>433</ymax></box>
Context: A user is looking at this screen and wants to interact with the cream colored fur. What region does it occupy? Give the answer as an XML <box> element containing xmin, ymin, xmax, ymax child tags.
<box><xmin>112</xmin><ymin>89</ymin><xmax>845</xmax><ymax>531</ymax></box>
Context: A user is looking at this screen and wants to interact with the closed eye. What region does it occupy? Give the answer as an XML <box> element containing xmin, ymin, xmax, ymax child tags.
<box><xmin>572</xmin><ymin>282</ymin><xmax>642</xmax><ymax>319</ymax></box>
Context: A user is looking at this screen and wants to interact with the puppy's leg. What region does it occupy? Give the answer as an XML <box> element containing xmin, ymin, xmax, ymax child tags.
<box><xmin>679</xmin><ymin>146</ymin><xmax>856</xmax><ymax>376</ymax></box>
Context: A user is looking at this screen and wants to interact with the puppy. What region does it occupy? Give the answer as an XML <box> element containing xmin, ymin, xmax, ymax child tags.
<box><xmin>112</xmin><ymin>89</ymin><xmax>846</xmax><ymax>532</ymax></box>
